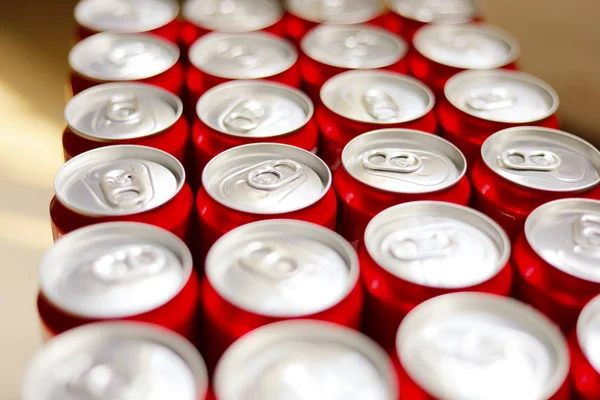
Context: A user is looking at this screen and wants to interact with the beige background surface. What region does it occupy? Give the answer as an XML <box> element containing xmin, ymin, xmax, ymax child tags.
<box><xmin>1</xmin><ymin>0</ymin><xmax>598</xmax><ymax>398</ymax></box>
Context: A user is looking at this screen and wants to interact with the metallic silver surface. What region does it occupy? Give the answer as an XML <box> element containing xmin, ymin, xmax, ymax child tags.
<box><xmin>577</xmin><ymin>295</ymin><xmax>600</xmax><ymax>374</ymax></box>
<box><xmin>286</xmin><ymin>0</ymin><xmax>385</xmax><ymax>24</ymax></box>
<box><xmin>386</xmin><ymin>0</ymin><xmax>477</xmax><ymax>23</ymax></box>
<box><xmin>182</xmin><ymin>0</ymin><xmax>283</xmax><ymax>32</ymax></box>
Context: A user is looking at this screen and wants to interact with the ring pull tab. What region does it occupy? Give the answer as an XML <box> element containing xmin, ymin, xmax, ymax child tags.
<box><xmin>341</xmin><ymin>31</ymin><xmax>378</xmax><ymax>59</ymax></box>
<box><xmin>466</xmin><ymin>88</ymin><xmax>516</xmax><ymax>111</ymax></box>
<box><xmin>112</xmin><ymin>1</ymin><xmax>138</xmax><ymax>21</ymax></box>
<box><xmin>100</xmin><ymin>166</ymin><xmax>148</xmax><ymax>209</ymax></box>
<box><xmin>90</xmin><ymin>245</ymin><xmax>167</xmax><ymax>284</ymax></box>
<box><xmin>66</xmin><ymin>362</ymin><xmax>135</xmax><ymax>399</ymax></box>
<box><xmin>105</xmin><ymin>93</ymin><xmax>141</xmax><ymax>123</ymax></box>
<box><xmin>223</xmin><ymin>99</ymin><xmax>269</xmax><ymax>133</ymax></box>
<box><xmin>573</xmin><ymin>214</ymin><xmax>600</xmax><ymax>256</ymax></box>
<box><xmin>322</xmin><ymin>0</ymin><xmax>345</xmax><ymax>16</ymax></box>
<box><xmin>498</xmin><ymin>149</ymin><xmax>561</xmax><ymax>172</ymax></box>
<box><xmin>386</xmin><ymin>230</ymin><xmax>455</xmax><ymax>261</ymax></box>
<box><xmin>362</xmin><ymin>88</ymin><xmax>400</xmax><ymax>121</ymax></box>
<box><xmin>423</xmin><ymin>0</ymin><xmax>470</xmax><ymax>15</ymax></box>
<box><xmin>208</xmin><ymin>0</ymin><xmax>246</xmax><ymax>18</ymax></box>
<box><xmin>247</xmin><ymin>159</ymin><xmax>305</xmax><ymax>191</ymax></box>
<box><xmin>361</xmin><ymin>149</ymin><xmax>423</xmax><ymax>173</ymax></box>
<box><xmin>215</xmin><ymin>41</ymin><xmax>259</xmax><ymax>67</ymax></box>
<box><xmin>108</xmin><ymin>41</ymin><xmax>158</xmax><ymax>67</ymax></box>
<box><xmin>439</xmin><ymin>32</ymin><xmax>479</xmax><ymax>53</ymax></box>
<box><xmin>239</xmin><ymin>242</ymin><xmax>300</xmax><ymax>280</ymax></box>
<box><xmin>436</xmin><ymin>329</ymin><xmax>507</xmax><ymax>366</ymax></box>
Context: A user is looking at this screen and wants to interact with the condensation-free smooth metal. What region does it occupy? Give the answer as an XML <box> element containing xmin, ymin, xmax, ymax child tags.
<box><xmin>214</xmin><ymin>320</ymin><xmax>399</xmax><ymax>400</ymax></box>
<box><xmin>301</xmin><ymin>24</ymin><xmax>407</xmax><ymax>69</ymax></box>
<box><xmin>21</xmin><ymin>322</ymin><xmax>207</xmax><ymax>400</ymax></box>
<box><xmin>386</xmin><ymin>0</ymin><xmax>477</xmax><ymax>23</ymax></box>
<box><xmin>65</xmin><ymin>82</ymin><xmax>182</xmax><ymax>141</ymax></box>
<box><xmin>202</xmin><ymin>143</ymin><xmax>330</xmax><ymax>214</ymax></box>
<box><xmin>445</xmin><ymin>69</ymin><xmax>559</xmax><ymax>123</ymax></box>
<box><xmin>482</xmin><ymin>127</ymin><xmax>600</xmax><ymax>192</ymax></box>
<box><xmin>286</xmin><ymin>0</ymin><xmax>385</xmax><ymax>24</ymax></box>
<box><xmin>342</xmin><ymin>128</ymin><xmax>466</xmax><ymax>193</ymax></box>
<box><xmin>413</xmin><ymin>23</ymin><xmax>520</xmax><ymax>69</ymax></box>
<box><xmin>198</xmin><ymin>80</ymin><xmax>313</xmax><ymax>137</ymax></box>
<box><xmin>182</xmin><ymin>0</ymin><xmax>283</xmax><ymax>32</ymax></box>
<box><xmin>69</xmin><ymin>32</ymin><xmax>180</xmax><ymax>81</ymax></box>
<box><xmin>54</xmin><ymin>145</ymin><xmax>185</xmax><ymax>216</ymax></box>
<box><xmin>397</xmin><ymin>293</ymin><xmax>570</xmax><ymax>400</ymax></box>
<box><xmin>577</xmin><ymin>295</ymin><xmax>600</xmax><ymax>374</ymax></box>
<box><xmin>320</xmin><ymin>69</ymin><xmax>434</xmax><ymax>124</ymax></box>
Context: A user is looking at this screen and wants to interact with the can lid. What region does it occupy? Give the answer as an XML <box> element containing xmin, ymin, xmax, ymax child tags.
<box><xmin>214</xmin><ymin>320</ymin><xmax>399</xmax><ymax>400</ymax></box>
<box><xmin>414</xmin><ymin>23</ymin><xmax>520</xmax><ymax>69</ymax></box>
<box><xmin>321</xmin><ymin>70</ymin><xmax>434</xmax><ymax>124</ymax></box>
<box><xmin>197</xmin><ymin>80</ymin><xmax>313</xmax><ymax>138</ymax></box>
<box><xmin>286</xmin><ymin>0</ymin><xmax>385</xmax><ymax>24</ymax></box>
<box><xmin>202</xmin><ymin>143</ymin><xmax>331</xmax><ymax>214</ymax></box>
<box><xmin>577</xmin><ymin>295</ymin><xmax>600</xmax><ymax>374</ymax></box>
<box><xmin>482</xmin><ymin>127</ymin><xmax>600</xmax><ymax>193</ymax></box>
<box><xmin>39</xmin><ymin>222</ymin><xmax>192</xmax><ymax>318</ymax></box>
<box><xmin>189</xmin><ymin>32</ymin><xmax>297</xmax><ymax>80</ymax></box>
<box><xmin>182</xmin><ymin>0</ymin><xmax>283</xmax><ymax>32</ymax></box>
<box><xmin>54</xmin><ymin>145</ymin><xmax>185</xmax><ymax>217</ymax></box>
<box><xmin>445</xmin><ymin>69</ymin><xmax>559</xmax><ymax>123</ymax></box>
<box><xmin>74</xmin><ymin>0</ymin><xmax>179</xmax><ymax>33</ymax></box>
<box><xmin>365</xmin><ymin>201</ymin><xmax>510</xmax><ymax>288</ymax></box>
<box><xmin>206</xmin><ymin>220</ymin><xmax>358</xmax><ymax>317</ymax></box>
<box><xmin>65</xmin><ymin>83</ymin><xmax>183</xmax><ymax>141</ymax></box>
<box><xmin>69</xmin><ymin>32</ymin><xmax>180</xmax><ymax>81</ymax></box>
<box><xmin>525</xmin><ymin>199</ymin><xmax>600</xmax><ymax>283</ymax></box>
<box><xmin>396</xmin><ymin>293</ymin><xmax>570</xmax><ymax>400</ymax></box>
<box><xmin>342</xmin><ymin>128</ymin><xmax>466</xmax><ymax>194</ymax></box>
<box><xmin>301</xmin><ymin>24</ymin><xmax>408</xmax><ymax>69</ymax></box>
<box><xmin>21</xmin><ymin>322</ymin><xmax>208</xmax><ymax>400</ymax></box>
<box><xmin>386</xmin><ymin>0</ymin><xmax>477</xmax><ymax>23</ymax></box>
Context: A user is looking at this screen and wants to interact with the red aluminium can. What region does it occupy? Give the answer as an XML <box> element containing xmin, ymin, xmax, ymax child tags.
<box><xmin>438</xmin><ymin>69</ymin><xmax>560</xmax><ymax>165</ymax></box>
<box><xmin>73</xmin><ymin>0</ymin><xmax>180</xmax><ymax>43</ymax></box>
<box><xmin>410</xmin><ymin>23</ymin><xmax>520</xmax><ymax>95</ymax></box>
<box><xmin>49</xmin><ymin>145</ymin><xmax>194</xmax><ymax>245</ymax></box>
<box><xmin>334</xmin><ymin>128</ymin><xmax>470</xmax><ymax>248</ymax></box>
<box><xmin>186</xmin><ymin>31</ymin><xmax>299</xmax><ymax>112</ymax></box>
<box><xmin>196</xmin><ymin>143</ymin><xmax>337</xmax><ymax>263</ymax></box>
<box><xmin>569</xmin><ymin>295</ymin><xmax>600</xmax><ymax>400</ymax></box>
<box><xmin>395</xmin><ymin>293</ymin><xmax>571</xmax><ymax>400</ymax></box>
<box><xmin>299</xmin><ymin>24</ymin><xmax>409</xmax><ymax>102</ymax></box>
<box><xmin>471</xmin><ymin>127</ymin><xmax>600</xmax><ymax>239</ymax></box>
<box><xmin>68</xmin><ymin>32</ymin><xmax>184</xmax><ymax>97</ymax></box>
<box><xmin>202</xmin><ymin>220</ymin><xmax>362</xmax><ymax>369</ymax></box>
<box><xmin>193</xmin><ymin>80</ymin><xmax>317</xmax><ymax>177</ymax></box>
<box><xmin>513</xmin><ymin>199</ymin><xmax>600</xmax><ymax>333</ymax></box>
<box><xmin>360</xmin><ymin>201</ymin><xmax>512</xmax><ymax>352</ymax></box>
<box><xmin>317</xmin><ymin>69</ymin><xmax>437</xmax><ymax>170</ymax></box>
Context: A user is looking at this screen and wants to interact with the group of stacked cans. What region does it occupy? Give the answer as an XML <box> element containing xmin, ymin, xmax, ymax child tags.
<box><xmin>22</xmin><ymin>0</ymin><xmax>600</xmax><ymax>399</ymax></box>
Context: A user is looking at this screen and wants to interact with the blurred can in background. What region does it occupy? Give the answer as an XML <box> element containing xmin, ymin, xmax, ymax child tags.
<box><xmin>569</xmin><ymin>295</ymin><xmax>600</xmax><ymax>400</ymax></box>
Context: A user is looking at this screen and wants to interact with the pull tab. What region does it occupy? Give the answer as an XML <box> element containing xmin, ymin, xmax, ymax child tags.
<box><xmin>105</xmin><ymin>93</ymin><xmax>141</xmax><ymax>123</ymax></box>
<box><xmin>112</xmin><ymin>1</ymin><xmax>139</xmax><ymax>21</ymax></box>
<box><xmin>386</xmin><ymin>230</ymin><xmax>455</xmax><ymax>261</ymax></box>
<box><xmin>215</xmin><ymin>41</ymin><xmax>259</xmax><ymax>67</ymax></box>
<box><xmin>423</xmin><ymin>0</ymin><xmax>471</xmax><ymax>15</ymax></box>
<box><xmin>90</xmin><ymin>245</ymin><xmax>167</xmax><ymax>284</ymax></box>
<box><xmin>247</xmin><ymin>159</ymin><xmax>305</xmax><ymax>191</ymax></box>
<box><xmin>206</xmin><ymin>0</ymin><xmax>246</xmax><ymax>19</ymax></box>
<box><xmin>466</xmin><ymin>88</ymin><xmax>516</xmax><ymax>111</ymax></box>
<box><xmin>239</xmin><ymin>242</ymin><xmax>300</xmax><ymax>280</ymax></box>
<box><xmin>341</xmin><ymin>31</ymin><xmax>378</xmax><ymax>59</ymax></box>
<box><xmin>573</xmin><ymin>214</ymin><xmax>600</xmax><ymax>256</ymax></box>
<box><xmin>435</xmin><ymin>329</ymin><xmax>506</xmax><ymax>366</ymax></box>
<box><xmin>66</xmin><ymin>362</ymin><xmax>135</xmax><ymax>400</ymax></box>
<box><xmin>223</xmin><ymin>99</ymin><xmax>269</xmax><ymax>133</ymax></box>
<box><xmin>362</xmin><ymin>88</ymin><xmax>400</xmax><ymax>121</ymax></box>
<box><xmin>498</xmin><ymin>149</ymin><xmax>561</xmax><ymax>172</ymax></box>
<box><xmin>361</xmin><ymin>149</ymin><xmax>423</xmax><ymax>173</ymax></box>
<box><xmin>99</xmin><ymin>163</ymin><xmax>150</xmax><ymax>209</ymax></box>
<box><xmin>322</xmin><ymin>0</ymin><xmax>345</xmax><ymax>16</ymax></box>
<box><xmin>108</xmin><ymin>41</ymin><xmax>159</xmax><ymax>67</ymax></box>
<box><xmin>438</xmin><ymin>32</ymin><xmax>479</xmax><ymax>53</ymax></box>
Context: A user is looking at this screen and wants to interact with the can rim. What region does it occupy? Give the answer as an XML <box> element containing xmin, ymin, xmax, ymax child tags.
<box><xmin>65</xmin><ymin>82</ymin><xmax>183</xmax><ymax>142</ymax></box>
<box><xmin>196</xmin><ymin>80</ymin><xmax>314</xmax><ymax>138</ymax></box>
<box><xmin>205</xmin><ymin>219</ymin><xmax>360</xmax><ymax>317</ymax></box>
<box><xmin>577</xmin><ymin>294</ymin><xmax>600</xmax><ymax>373</ymax></box>
<box><xmin>182</xmin><ymin>0</ymin><xmax>284</xmax><ymax>32</ymax></box>
<box><xmin>21</xmin><ymin>321</ymin><xmax>208</xmax><ymax>400</ymax></box>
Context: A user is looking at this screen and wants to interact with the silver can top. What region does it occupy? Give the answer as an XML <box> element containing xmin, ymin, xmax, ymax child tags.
<box><xmin>386</xmin><ymin>0</ymin><xmax>477</xmax><ymax>23</ymax></box>
<box><xmin>189</xmin><ymin>32</ymin><xmax>296</xmax><ymax>80</ymax></box>
<box><xmin>526</xmin><ymin>199</ymin><xmax>600</xmax><ymax>283</ymax></box>
<box><xmin>214</xmin><ymin>320</ymin><xmax>399</xmax><ymax>400</ymax></box>
<box><xmin>320</xmin><ymin>69</ymin><xmax>435</xmax><ymax>124</ymax></box>
<box><xmin>65</xmin><ymin>82</ymin><xmax>183</xmax><ymax>141</ymax></box>
<box><xmin>22</xmin><ymin>322</ymin><xmax>207</xmax><ymax>400</ymax></box>
<box><xmin>197</xmin><ymin>80</ymin><xmax>313</xmax><ymax>138</ymax></box>
<box><xmin>577</xmin><ymin>295</ymin><xmax>600</xmax><ymax>374</ymax></box>
<box><xmin>445</xmin><ymin>69</ymin><xmax>559</xmax><ymax>123</ymax></box>
<box><xmin>482</xmin><ymin>127</ymin><xmax>600</xmax><ymax>193</ymax></box>
<box><xmin>54</xmin><ymin>145</ymin><xmax>185</xmax><ymax>216</ymax></box>
<box><xmin>413</xmin><ymin>23</ymin><xmax>520</xmax><ymax>69</ymax></box>
<box><xmin>206</xmin><ymin>220</ymin><xmax>358</xmax><ymax>317</ymax></box>
<box><xmin>341</xmin><ymin>128</ymin><xmax>466</xmax><ymax>194</ymax></box>
<box><xmin>397</xmin><ymin>293</ymin><xmax>570</xmax><ymax>400</ymax></box>
<box><xmin>301</xmin><ymin>24</ymin><xmax>408</xmax><ymax>69</ymax></box>
<box><xmin>202</xmin><ymin>143</ymin><xmax>331</xmax><ymax>214</ymax></box>
<box><xmin>182</xmin><ymin>0</ymin><xmax>283</xmax><ymax>32</ymax></box>
<box><xmin>286</xmin><ymin>0</ymin><xmax>385</xmax><ymax>24</ymax></box>
<box><xmin>69</xmin><ymin>32</ymin><xmax>180</xmax><ymax>81</ymax></box>
<box><xmin>75</xmin><ymin>0</ymin><xmax>179</xmax><ymax>33</ymax></box>
<box><xmin>40</xmin><ymin>222</ymin><xmax>192</xmax><ymax>318</ymax></box>
<box><xmin>365</xmin><ymin>201</ymin><xmax>510</xmax><ymax>288</ymax></box>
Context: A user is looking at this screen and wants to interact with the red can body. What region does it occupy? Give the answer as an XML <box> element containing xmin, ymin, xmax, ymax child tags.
<box><xmin>74</xmin><ymin>19</ymin><xmax>180</xmax><ymax>44</ymax></box>
<box><xmin>569</xmin><ymin>332</ymin><xmax>600</xmax><ymax>400</ymax></box>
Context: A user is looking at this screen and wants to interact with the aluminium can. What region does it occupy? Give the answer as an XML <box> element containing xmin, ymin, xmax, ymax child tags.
<box><xmin>569</xmin><ymin>295</ymin><xmax>600</xmax><ymax>400</ymax></box>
